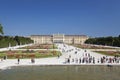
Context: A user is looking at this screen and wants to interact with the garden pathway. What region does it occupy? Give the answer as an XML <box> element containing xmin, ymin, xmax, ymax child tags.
<box><xmin>0</xmin><ymin>44</ymin><xmax>120</xmax><ymax>70</ymax></box>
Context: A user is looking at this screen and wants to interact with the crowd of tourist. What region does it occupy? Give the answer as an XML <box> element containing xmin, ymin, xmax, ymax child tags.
<box><xmin>58</xmin><ymin>44</ymin><xmax>120</xmax><ymax>64</ymax></box>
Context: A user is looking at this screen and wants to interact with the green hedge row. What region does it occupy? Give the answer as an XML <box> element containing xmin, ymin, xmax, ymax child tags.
<box><xmin>85</xmin><ymin>35</ymin><xmax>120</xmax><ymax>47</ymax></box>
<box><xmin>0</xmin><ymin>36</ymin><xmax>33</xmax><ymax>48</ymax></box>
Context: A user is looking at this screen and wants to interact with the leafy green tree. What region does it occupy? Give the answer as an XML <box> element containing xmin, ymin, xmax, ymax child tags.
<box><xmin>85</xmin><ymin>35</ymin><xmax>120</xmax><ymax>47</ymax></box>
<box><xmin>0</xmin><ymin>35</ymin><xmax>33</xmax><ymax>48</ymax></box>
<box><xmin>14</xmin><ymin>36</ymin><xmax>20</xmax><ymax>45</ymax></box>
<box><xmin>118</xmin><ymin>35</ymin><xmax>120</xmax><ymax>38</ymax></box>
<box><xmin>85</xmin><ymin>38</ymin><xmax>96</xmax><ymax>44</ymax></box>
<box><xmin>0</xmin><ymin>24</ymin><xmax>4</xmax><ymax>35</ymax></box>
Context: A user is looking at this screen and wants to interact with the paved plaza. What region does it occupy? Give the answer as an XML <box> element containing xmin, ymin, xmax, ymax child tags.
<box><xmin>0</xmin><ymin>44</ymin><xmax>120</xmax><ymax>70</ymax></box>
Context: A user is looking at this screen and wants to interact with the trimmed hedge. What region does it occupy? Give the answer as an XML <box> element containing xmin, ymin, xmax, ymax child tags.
<box><xmin>0</xmin><ymin>36</ymin><xmax>33</xmax><ymax>48</ymax></box>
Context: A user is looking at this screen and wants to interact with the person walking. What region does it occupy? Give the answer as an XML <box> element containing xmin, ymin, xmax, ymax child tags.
<box><xmin>31</xmin><ymin>58</ymin><xmax>35</xmax><ymax>63</ymax></box>
<box><xmin>18</xmin><ymin>58</ymin><xmax>20</xmax><ymax>64</ymax></box>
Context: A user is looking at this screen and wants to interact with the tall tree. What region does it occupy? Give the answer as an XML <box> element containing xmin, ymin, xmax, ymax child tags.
<box><xmin>0</xmin><ymin>24</ymin><xmax>4</xmax><ymax>35</ymax></box>
<box><xmin>14</xmin><ymin>36</ymin><xmax>20</xmax><ymax>45</ymax></box>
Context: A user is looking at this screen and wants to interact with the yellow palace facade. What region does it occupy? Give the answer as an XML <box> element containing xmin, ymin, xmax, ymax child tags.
<box><xmin>30</xmin><ymin>34</ymin><xmax>89</xmax><ymax>44</ymax></box>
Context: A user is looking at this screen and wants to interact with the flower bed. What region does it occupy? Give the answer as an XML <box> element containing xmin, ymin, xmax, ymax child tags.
<box><xmin>72</xmin><ymin>44</ymin><xmax>116</xmax><ymax>49</ymax></box>
<box><xmin>0</xmin><ymin>50</ymin><xmax>61</xmax><ymax>59</ymax></box>
<box><xmin>20</xmin><ymin>44</ymin><xmax>57</xmax><ymax>49</ymax></box>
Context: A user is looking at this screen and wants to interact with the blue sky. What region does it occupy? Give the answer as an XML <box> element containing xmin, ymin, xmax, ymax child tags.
<box><xmin>0</xmin><ymin>0</ymin><xmax>120</xmax><ymax>37</ymax></box>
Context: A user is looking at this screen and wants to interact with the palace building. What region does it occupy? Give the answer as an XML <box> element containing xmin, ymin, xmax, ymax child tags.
<box><xmin>30</xmin><ymin>34</ymin><xmax>89</xmax><ymax>44</ymax></box>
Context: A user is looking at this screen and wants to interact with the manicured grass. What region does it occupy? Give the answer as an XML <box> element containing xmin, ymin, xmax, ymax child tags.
<box><xmin>94</xmin><ymin>51</ymin><xmax>120</xmax><ymax>57</ymax></box>
<box><xmin>0</xmin><ymin>50</ymin><xmax>61</xmax><ymax>59</ymax></box>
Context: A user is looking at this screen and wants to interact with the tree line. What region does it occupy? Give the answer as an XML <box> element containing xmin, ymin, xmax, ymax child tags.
<box><xmin>0</xmin><ymin>23</ymin><xmax>33</xmax><ymax>48</ymax></box>
<box><xmin>85</xmin><ymin>35</ymin><xmax>120</xmax><ymax>47</ymax></box>
<box><xmin>0</xmin><ymin>24</ymin><xmax>4</xmax><ymax>35</ymax></box>
<box><xmin>0</xmin><ymin>36</ymin><xmax>33</xmax><ymax>48</ymax></box>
